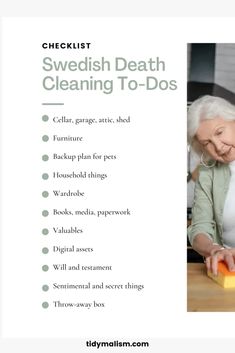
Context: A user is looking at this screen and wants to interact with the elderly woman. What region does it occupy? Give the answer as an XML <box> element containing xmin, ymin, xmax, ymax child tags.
<box><xmin>188</xmin><ymin>95</ymin><xmax>235</xmax><ymax>276</ymax></box>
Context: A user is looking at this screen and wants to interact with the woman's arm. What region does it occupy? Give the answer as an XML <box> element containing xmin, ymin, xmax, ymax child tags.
<box><xmin>188</xmin><ymin>165</ymin><xmax>216</xmax><ymax>246</ymax></box>
<box><xmin>192</xmin><ymin>233</ymin><xmax>224</xmax><ymax>257</ymax></box>
<box><xmin>193</xmin><ymin>233</ymin><xmax>235</xmax><ymax>275</ymax></box>
<box><xmin>188</xmin><ymin>165</ymin><xmax>235</xmax><ymax>275</ymax></box>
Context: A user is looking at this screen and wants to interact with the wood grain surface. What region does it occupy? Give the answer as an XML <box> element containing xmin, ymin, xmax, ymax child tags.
<box><xmin>187</xmin><ymin>263</ymin><xmax>235</xmax><ymax>312</ymax></box>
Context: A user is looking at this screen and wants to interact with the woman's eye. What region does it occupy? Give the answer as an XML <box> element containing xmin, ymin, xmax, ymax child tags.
<box><xmin>216</xmin><ymin>130</ymin><xmax>223</xmax><ymax>135</ymax></box>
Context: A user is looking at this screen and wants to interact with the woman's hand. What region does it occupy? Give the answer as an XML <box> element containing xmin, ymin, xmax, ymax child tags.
<box><xmin>205</xmin><ymin>248</ymin><xmax>235</xmax><ymax>275</ymax></box>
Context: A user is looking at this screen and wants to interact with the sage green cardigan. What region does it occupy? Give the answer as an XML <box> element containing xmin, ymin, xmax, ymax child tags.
<box><xmin>188</xmin><ymin>162</ymin><xmax>231</xmax><ymax>246</ymax></box>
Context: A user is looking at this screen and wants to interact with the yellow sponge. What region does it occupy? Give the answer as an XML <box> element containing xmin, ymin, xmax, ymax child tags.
<box><xmin>207</xmin><ymin>261</ymin><xmax>235</xmax><ymax>288</ymax></box>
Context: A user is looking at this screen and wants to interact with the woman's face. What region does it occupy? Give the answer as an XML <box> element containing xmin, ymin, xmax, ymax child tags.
<box><xmin>196</xmin><ymin>117</ymin><xmax>235</xmax><ymax>163</ymax></box>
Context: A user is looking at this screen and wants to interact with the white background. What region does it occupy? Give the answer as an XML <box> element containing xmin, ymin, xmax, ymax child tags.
<box><xmin>1</xmin><ymin>14</ymin><xmax>235</xmax><ymax>353</ymax></box>
<box><xmin>1</xmin><ymin>18</ymin><xmax>186</xmax><ymax>338</ymax></box>
<box><xmin>0</xmin><ymin>0</ymin><xmax>235</xmax><ymax>17</ymax></box>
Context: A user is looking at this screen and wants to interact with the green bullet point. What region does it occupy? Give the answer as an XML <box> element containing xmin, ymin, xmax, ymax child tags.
<box><xmin>42</xmin><ymin>135</ymin><xmax>49</xmax><ymax>142</ymax></box>
<box><xmin>42</xmin><ymin>302</ymin><xmax>49</xmax><ymax>309</ymax></box>
<box><xmin>42</xmin><ymin>210</ymin><xmax>49</xmax><ymax>217</ymax></box>
<box><xmin>42</xmin><ymin>284</ymin><xmax>49</xmax><ymax>292</ymax></box>
<box><xmin>42</xmin><ymin>265</ymin><xmax>49</xmax><ymax>272</ymax></box>
<box><xmin>42</xmin><ymin>155</ymin><xmax>49</xmax><ymax>161</ymax></box>
<box><xmin>42</xmin><ymin>228</ymin><xmax>49</xmax><ymax>235</ymax></box>
<box><xmin>42</xmin><ymin>115</ymin><xmax>49</xmax><ymax>122</ymax></box>
<box><xmin>42</xmin><ymin>173</ymin><xmax>49</xmax><ymax>180</ymax></box>
<box><xmin>42</xmin><ymin>191</ymin><xmax>49</xmax><ymax>198</ymax></box>
<box><xmin>42</xmin><ymin>247</ymin><xmax>49</xmax><ymax>254</ymax></box>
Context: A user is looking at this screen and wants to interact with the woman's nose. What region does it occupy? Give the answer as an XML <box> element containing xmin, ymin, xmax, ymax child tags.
<box><xmin>212</xmin><ymin>138</ymin><xmax>223</xmax><ymax>154</ymax></box>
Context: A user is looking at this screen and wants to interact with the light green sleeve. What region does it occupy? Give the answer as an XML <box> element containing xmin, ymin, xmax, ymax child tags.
<box><xmin>187</xmin><ymin>166</ymin><xmax>217</xmax><ymax>246</ymax></box>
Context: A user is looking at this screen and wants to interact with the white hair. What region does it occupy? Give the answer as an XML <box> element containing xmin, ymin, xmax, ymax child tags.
<box><xmin>188</xmin><ymin>95</ymin><xmax>235</xmax><ymax>155</ymax></box>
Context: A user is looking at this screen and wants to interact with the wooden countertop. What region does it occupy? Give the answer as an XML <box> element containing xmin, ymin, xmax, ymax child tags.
<box><xmin>188</xmin><ymin>263</ymin><xmax>235</xmax><ymax>312</ymax></box>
